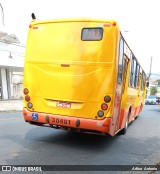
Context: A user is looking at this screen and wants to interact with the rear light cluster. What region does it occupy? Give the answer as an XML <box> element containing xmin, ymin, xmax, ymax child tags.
<box><xmin>23</xmin><ymin>88</ymin><xmax>33</xmax><ymax>109</ymax></box>
<box><xmin>97</xmin><ymin>95</ymin><xmax>111</xmax><ymax>117</ymax></box>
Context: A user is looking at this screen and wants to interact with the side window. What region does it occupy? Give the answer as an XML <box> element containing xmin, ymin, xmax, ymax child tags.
<box><xmin>130</xmin><ymin>55</ymin><xmax>139</xmax><ymax>88</ymax></box>
<box><xmin>141</xmin><ymin>71</ymin><xmax>146</xmax><ymax>91</ymax></box>
<box><xmin>130</xmin><ymin>55</ymin><xmax>134</xmax><ymax>86</ymax></box>
<box><xmin>118</xmin><ymin>38</ymin><xmax>124</xmax><ymax>84</ymax></box>
<box><xmin>134</xmin><ymin>62</ymin><xmax>139</xmax><ymax>88</ymax></box>
<box><xmin>122</xmin><ymin>56</ymin><xmax>128</xmax><ymax>94</ymax></box>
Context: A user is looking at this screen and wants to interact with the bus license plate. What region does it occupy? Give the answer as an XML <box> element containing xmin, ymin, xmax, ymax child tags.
<box><xmin>56</xmin><ymin>102</ymin><xmax>71</xmax><ymax>108</ymax></box>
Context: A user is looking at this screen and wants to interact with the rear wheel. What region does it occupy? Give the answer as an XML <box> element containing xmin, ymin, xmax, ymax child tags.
<box><xmin>121</xmin><ymin>119</ymin><xmax>128</xmax><ymax>135</ymax></box>
<box><xmin>135</xmin><ymin>115</ymin><xmax>139</xmax><ymax>120</ymax></box>
<box><xmin>120</xmin><ymin>110</ymin><xmax>130</xmax><ymax>135</ymax></box>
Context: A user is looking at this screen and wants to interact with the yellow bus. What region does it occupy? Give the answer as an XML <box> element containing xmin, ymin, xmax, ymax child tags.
<box><xmin>23</xmin><ymin>17</ymin><xmax>146</xmax><ymax>136</ymax></box>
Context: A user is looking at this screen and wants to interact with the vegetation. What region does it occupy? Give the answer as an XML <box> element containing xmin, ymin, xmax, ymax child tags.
<box><xmin>157</xmin><ymin>79</ymin><xmax>160</xmax><ymax>86</ymax></box>
<box><xmin>150</xmin><ymin>86</ymin><xmax>158</xmax><ymax>95</ymax></box>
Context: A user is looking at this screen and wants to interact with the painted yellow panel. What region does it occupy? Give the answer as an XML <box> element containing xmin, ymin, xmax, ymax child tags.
<box><xmin>24</xmin><ymin>19</ymin><xmax>119</xmax><ymax>120</ymax></box>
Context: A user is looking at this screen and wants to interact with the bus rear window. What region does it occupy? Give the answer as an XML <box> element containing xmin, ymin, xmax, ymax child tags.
<box><xmin>81</xmin><ymin>28</ymin><xmax>103</xmax><ymax>41</ymax></box>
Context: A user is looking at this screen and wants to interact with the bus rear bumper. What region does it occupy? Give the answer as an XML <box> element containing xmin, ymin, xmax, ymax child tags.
<box><xmin>23</xmin><ymin>108</ymin><xmax>111</xmax><ymax>135</ymax></box>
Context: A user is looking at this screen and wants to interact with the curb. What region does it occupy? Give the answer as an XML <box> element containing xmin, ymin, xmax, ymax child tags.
<box><xmin>0</xmin><ymin>110</ymin><xmax>23</xmax><ymax>112</ymax></box>
<box><xmin>0</xmin><ymin>100</ymin><xmax>23</xmax><ymax>112</ymax></box>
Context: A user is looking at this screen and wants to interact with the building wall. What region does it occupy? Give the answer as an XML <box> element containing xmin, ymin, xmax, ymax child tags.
<box><xmin>0</xmin><ymin>2</ymin><xmax>24</xmax><ymax>100</ymax></box>
<box><xmin>0</xmin><ymin>42</ymin><xmax>24</xmax><ymax>100</ymax></box>
<box><xmin>11</xmin><ymin>72</ymin><xmax>23</xmax><ymax>99</ymax></box>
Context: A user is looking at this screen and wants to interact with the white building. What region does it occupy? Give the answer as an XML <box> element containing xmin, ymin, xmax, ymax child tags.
<box><xmin>0</xmin><ymin>3</ymin><xmax>24</xmax><ymax>99</ymax></box>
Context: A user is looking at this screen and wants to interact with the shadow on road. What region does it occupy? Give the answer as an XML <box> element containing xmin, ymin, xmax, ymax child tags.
<box><xmin>25</xmin><ymin>126</ymin><xmax>117</xmax><ymax>151</ymax></box>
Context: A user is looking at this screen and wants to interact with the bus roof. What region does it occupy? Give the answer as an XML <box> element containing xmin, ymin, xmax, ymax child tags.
<box><xmin>30</xmin><ymin>18</ymin><xmax>118</xmax><ymax>26</ymax></box>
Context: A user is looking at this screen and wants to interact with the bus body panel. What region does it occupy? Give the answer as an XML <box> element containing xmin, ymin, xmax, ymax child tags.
<box><xmin>24</xmin><ymin>62</ymin><xmax>115</xmax><ymax>119</ymax></box>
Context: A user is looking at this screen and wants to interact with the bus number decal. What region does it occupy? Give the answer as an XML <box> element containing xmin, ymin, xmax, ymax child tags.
<box><xmin>52</xmin><ymin>118</ymin><xmax>70</xmax><ymax>125</ymax></box>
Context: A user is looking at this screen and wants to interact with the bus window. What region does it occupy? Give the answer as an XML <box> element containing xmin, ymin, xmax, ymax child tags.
<box><xmin>118</xmin><ymin>38</ymin><xmax>124</xmax><ymax>84</ymax></box>
<box><xmin>134</xmin><ymin>62</ymin><xmax>139</xmax><ymax>88</ymax></box>
<box><xmin>81</xmin><ymin>28</ymin><xmax>103</xmax><ymax>41</ymax></box>
<box><xmin>130</xmin><ymin>55</ymin><xmax>137</xmax><ymax>87</ymax></box>
<box><xmin>122</xmin><ymin>56</ymin><xmax>128</xmax><ymax>94</ymax></box>
<box><xmin>141</xmin><ymin>71</ymin><xmax>146</xmax><ymax>91</ymax></box>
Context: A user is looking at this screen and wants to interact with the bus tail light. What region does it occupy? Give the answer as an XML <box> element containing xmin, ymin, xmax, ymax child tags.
<box><xmin>25</xmin><ymin>95</ymin><xmax>30</xmax><ymax>102</ymax></box>
<box><xmin>101</xmin><ymin>103</ymin><xmax>108</xmax><ymax>110</ymax></box>
<box><xmin>97</xmin><ymin>110</ymin><xmax>104</xmax><ymax>117</ymax></box>
<box><xmin>27</xmin><ymin>102</ymin><xmax>33</xmax><ymax>109</ymax></box>
<box><xmin>23</xmin><ymin>88</ymin><xmax>33</xmax><ymax>109</ymax></box>
<box><xmin>24</xmin><ymin>88</ymin><xmax>29</xmax><ymax>95</ymax></box>
<box><xmin>104</xmin><ymin>95</ymin><xmax>111</xmax><ymax>103</ymax></box>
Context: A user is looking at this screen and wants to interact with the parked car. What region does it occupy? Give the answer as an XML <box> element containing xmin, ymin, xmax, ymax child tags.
<box><xmin>157</xmin><ymin>97</ymin><xmax>160</xmax><ymax>104</ymax></box>
<box><xmin>145</xmin><ymin>96</ymin><xmax>157</xmax><ymax>105</ymax></box>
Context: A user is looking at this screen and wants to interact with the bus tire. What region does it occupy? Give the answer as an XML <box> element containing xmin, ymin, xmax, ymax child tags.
<box><xmin>121</xmin><ymin>120</ymin><xmax>128</xmax><ymax>135</ymax></box>
<box><xmin>121</xmin><ymin>110</ymin><xmax>130</xmax><ymax>135</ymax></box>
<box><xmin>135</xmin><ymin>115</ymin><xmax>139</xmax><ymax>119</ymax></box>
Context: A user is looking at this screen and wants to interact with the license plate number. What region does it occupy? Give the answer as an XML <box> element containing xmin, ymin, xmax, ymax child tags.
<box><xmin>56</xmin><ymin>102</ymin><xmax>71</xmax><ymax>108</ymax></box>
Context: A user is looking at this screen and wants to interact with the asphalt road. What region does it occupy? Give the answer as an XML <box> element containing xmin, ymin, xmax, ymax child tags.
<box><xmin>0</xmin><ymin>105</ymin><xmax>160</xmax><ymax>174</ymax></box>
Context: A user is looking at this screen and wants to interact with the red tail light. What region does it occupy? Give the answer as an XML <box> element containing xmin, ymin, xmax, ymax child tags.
<box><xmin>25</xmin><ymin>95</ymin><xmax>30</xmax><ymax>102</ymax></box>
<box><xmin>101</xmin><ymin>103</ymin><xmax>108</xmax><ymax>110</ymax></box>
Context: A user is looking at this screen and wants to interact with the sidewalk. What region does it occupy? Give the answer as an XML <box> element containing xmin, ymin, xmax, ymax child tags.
<box><xmin>0</xmin><ymin>99</ymin><xmax>23</xmax><ymax>112</ymax></box>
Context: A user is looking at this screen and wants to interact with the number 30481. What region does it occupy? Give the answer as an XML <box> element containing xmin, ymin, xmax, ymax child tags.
<box><xmin>52</xmin><ymin>118</ymin><xmax>70</xmax><ymax>125</ymax></box>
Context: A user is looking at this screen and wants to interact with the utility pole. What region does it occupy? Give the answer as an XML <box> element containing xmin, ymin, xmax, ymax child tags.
<box><xmin>148</xmin><ymin>57</ymin><xmax>153</xmax><ymax>79</ymax></box>
<box><xmin>0</xmin><ymin>3</ymin><xmax>5</xmax><ymax>26</ymax></box>
<box><xmin>146</xmin><ymin>57</ymin><xmax>153</xmax><ymax>97</ymax></box>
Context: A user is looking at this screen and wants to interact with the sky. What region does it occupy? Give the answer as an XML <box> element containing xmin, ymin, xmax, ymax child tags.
<box><xmin>0</xmin><ymin>0</ymin><xmax>160</xmax><ymax>75</ymax></box>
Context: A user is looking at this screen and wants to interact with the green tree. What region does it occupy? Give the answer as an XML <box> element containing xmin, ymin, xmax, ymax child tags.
<box><xmin>150</xmin><ymin>86</ymin><xmax>158</xmax><ymax>95</ymax></box>
<box><xmin>157</xmin><ymin>79</ymin><xmax>160</xmax><ymax>86</ymax></box>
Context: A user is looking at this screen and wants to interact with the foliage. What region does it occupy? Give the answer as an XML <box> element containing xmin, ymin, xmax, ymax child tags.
<box><xmin>150</xmin><ymin>86</ymin><xmax>158</xmax><ymax>95</ymax></box>
<box><xmin>157</xmin><ymin>79</ymin><xmax>160</xmax><ymax>86</ymax></box>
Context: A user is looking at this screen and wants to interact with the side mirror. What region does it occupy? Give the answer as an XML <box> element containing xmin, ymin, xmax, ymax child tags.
<box><xmin>146</xmin><ymin>81</ymin><xmax>149</xmax><ymax>87</ymax></box>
